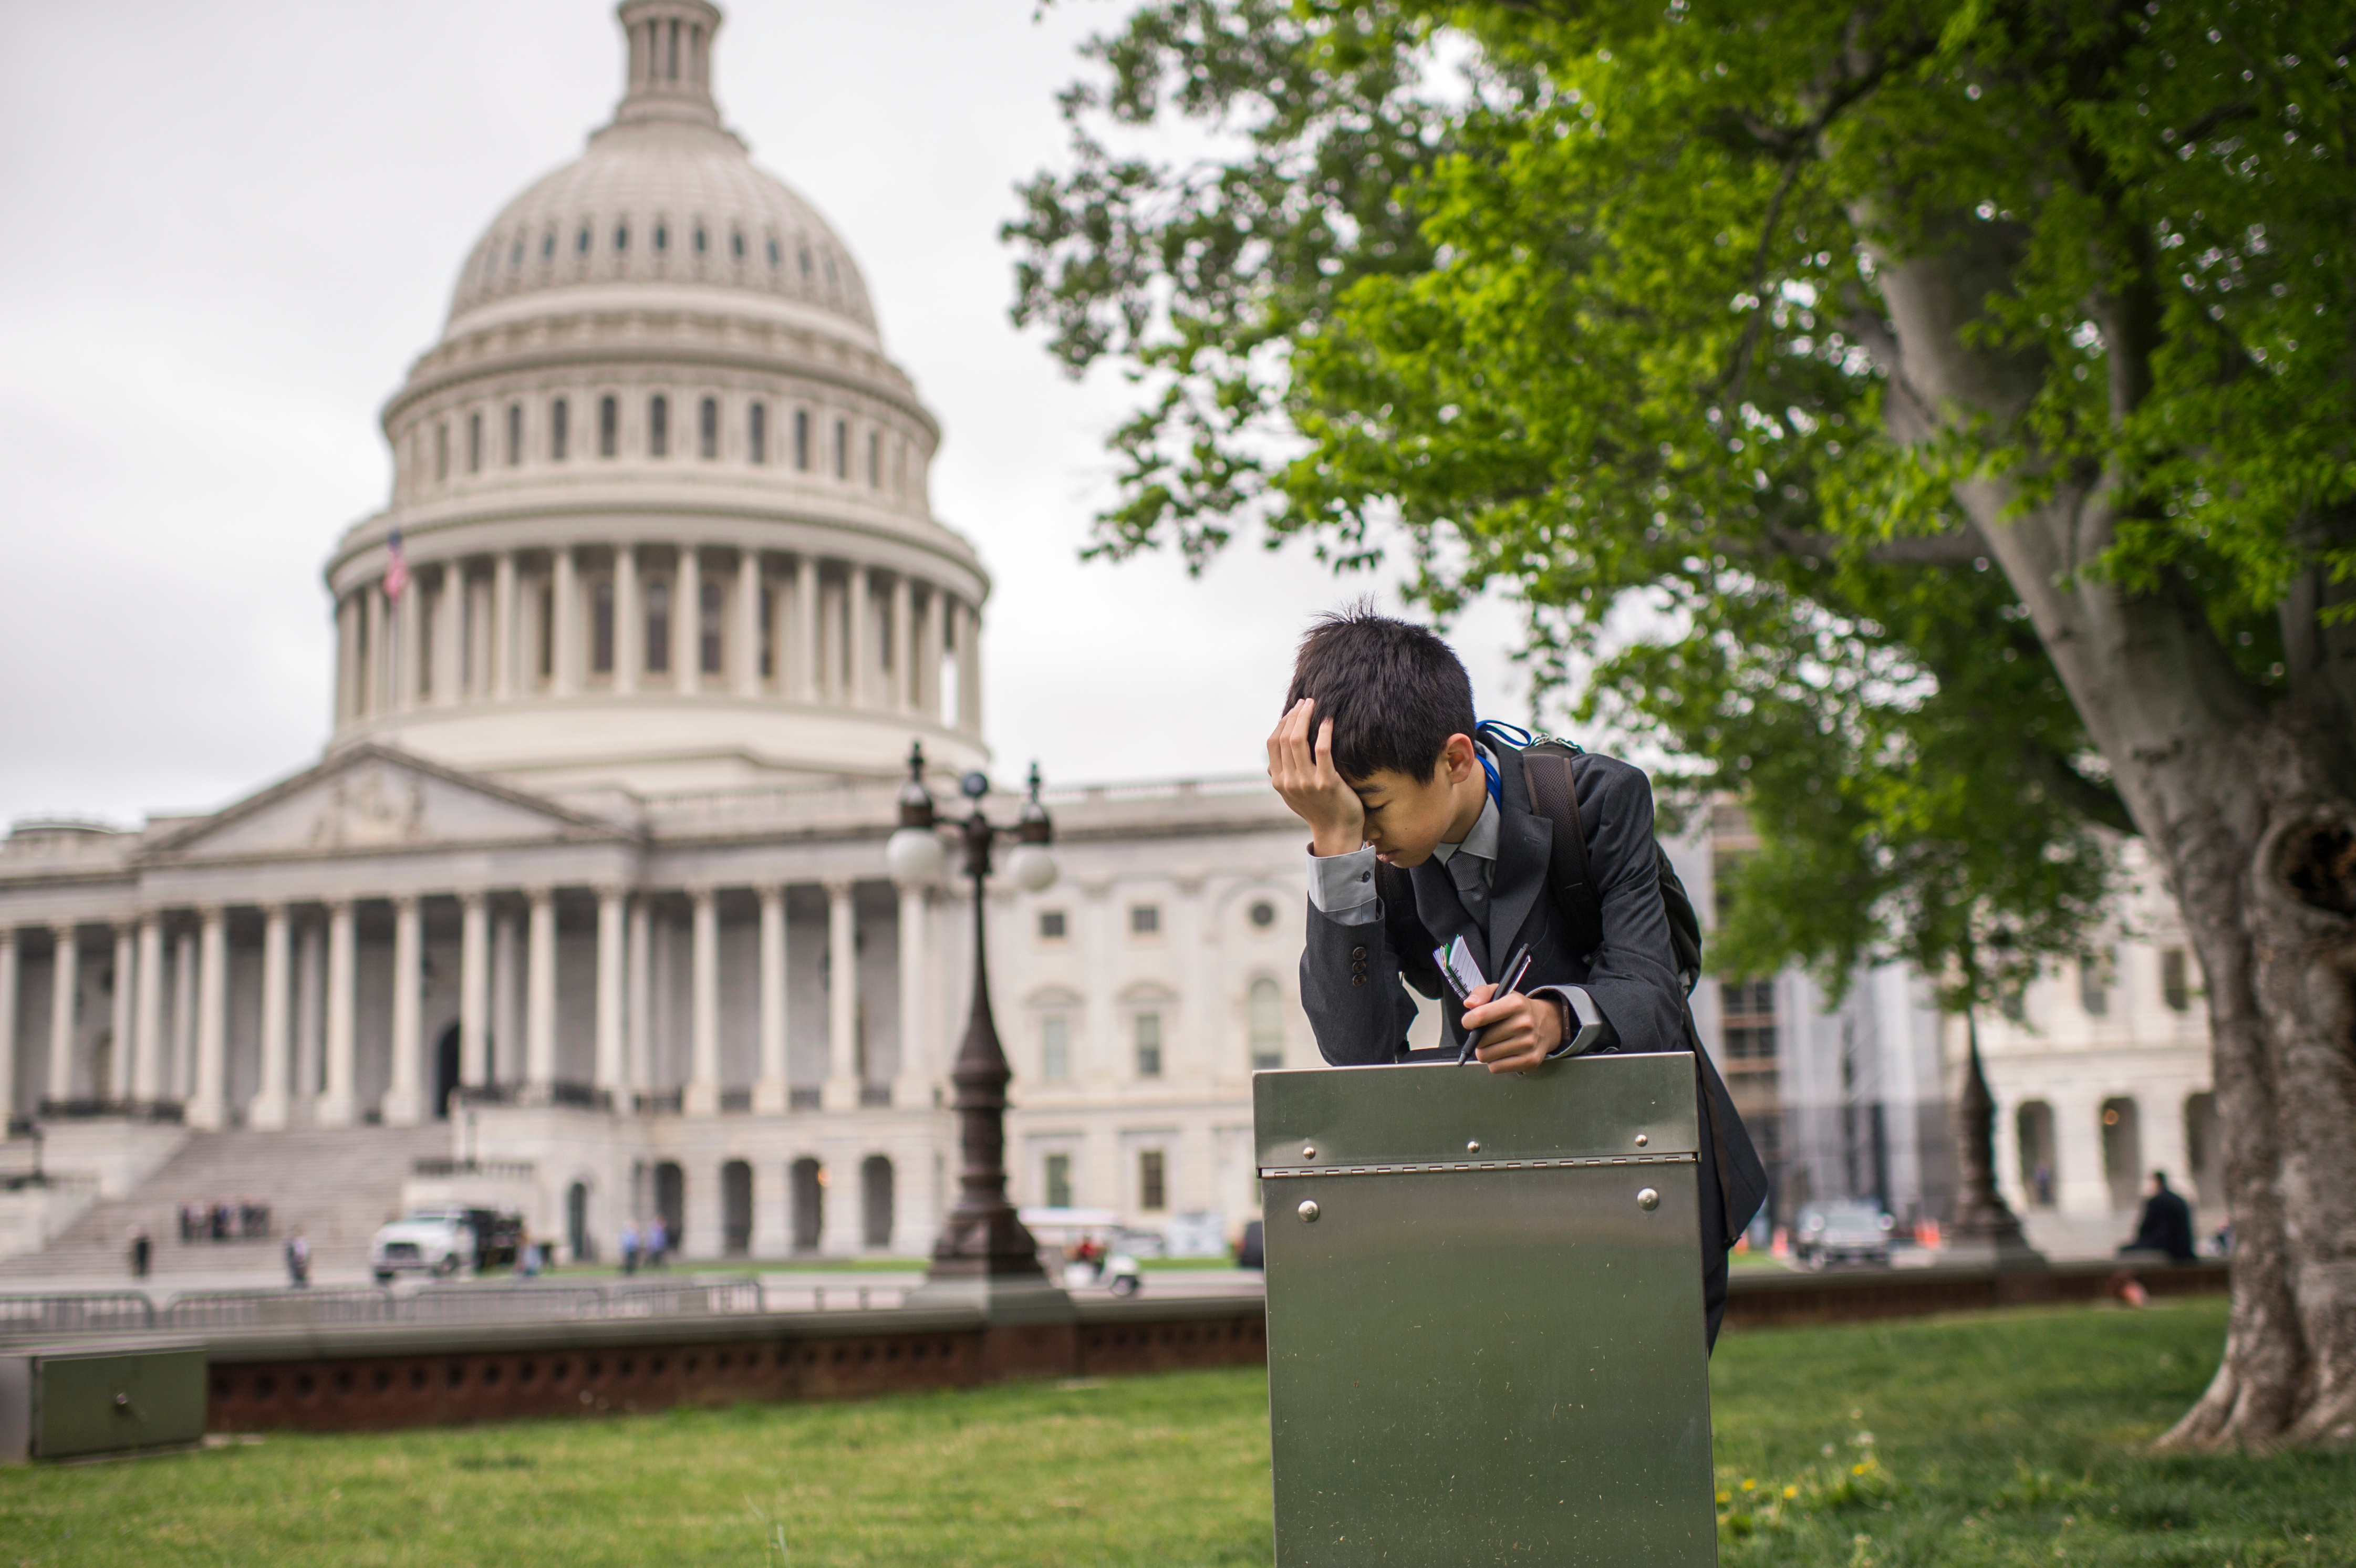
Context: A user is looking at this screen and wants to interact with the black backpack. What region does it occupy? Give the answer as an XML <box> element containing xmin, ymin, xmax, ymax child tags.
<box><xmin>1482</xmin><ymin>726</ymin><xmax>1704</xmax><ymax>993</ymax></box>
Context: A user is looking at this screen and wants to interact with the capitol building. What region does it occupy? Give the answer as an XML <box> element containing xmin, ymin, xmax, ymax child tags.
<box><xmin>0</xmin><ymin>1</ymin><xmax>1317</xmax><ymax>1269</ymax></box>
<box><xmin>0</xmin><ymin>2</ymin><xmax>2219</xmax><ymax>1275</ymax></box>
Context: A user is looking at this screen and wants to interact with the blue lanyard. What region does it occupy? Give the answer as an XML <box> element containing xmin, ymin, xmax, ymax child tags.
<box><xmin>1473</xmin><ymin>720</ymin><xmax>1535</xmax><ymax>807</ymax></box>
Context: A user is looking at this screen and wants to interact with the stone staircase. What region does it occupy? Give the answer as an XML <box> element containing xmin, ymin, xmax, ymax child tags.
<box><xmin>0</xmin><ymin>1123</ymin><xmax>454</xmax><ymax>1284</ymax></box>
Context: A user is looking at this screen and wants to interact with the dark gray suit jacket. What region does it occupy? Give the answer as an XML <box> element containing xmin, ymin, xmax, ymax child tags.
<box><xmin>1299</xmin><ymin>749</ymin><xmax>1762</xmax><ymax>1346</ymax></box>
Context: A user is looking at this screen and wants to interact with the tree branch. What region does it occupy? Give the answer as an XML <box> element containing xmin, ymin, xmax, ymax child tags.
<box><xmin>1751</xmin><ymin>523</ymin><xmax>1990</xmax><ymax>567</ymax></box>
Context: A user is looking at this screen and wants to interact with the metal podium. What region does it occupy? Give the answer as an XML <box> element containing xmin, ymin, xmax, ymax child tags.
<box><xmin>1256</xmin><ymin>1051</ymin><xmax>1717</xmax><ymax>1567</ymax></box>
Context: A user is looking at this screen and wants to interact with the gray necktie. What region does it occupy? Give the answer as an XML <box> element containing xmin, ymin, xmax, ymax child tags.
<box><xmin>1449</xmin><ymin>850</ymin><xmax>1491</xmax><ymax>930</ymax></box>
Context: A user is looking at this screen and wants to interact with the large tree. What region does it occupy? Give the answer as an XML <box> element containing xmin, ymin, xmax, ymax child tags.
<box><xmin>1011</xmin><ymin>0</ymin><xmax>2356</xmax><ymax>1447</ymax></box>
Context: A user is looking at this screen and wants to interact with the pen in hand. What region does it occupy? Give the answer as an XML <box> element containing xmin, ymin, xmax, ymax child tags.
<box><xmin>1458</xmin><ymin>943</ymin><xmax>1534</xmax><ymax>1064</ymax></box>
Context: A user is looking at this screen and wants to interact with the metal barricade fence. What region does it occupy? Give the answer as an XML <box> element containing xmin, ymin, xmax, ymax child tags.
<box><xmin>0</xmin><ymin>1291</ymin><xmax>157</xmax><ymax>1338</ymax></box>
<box><xmin>8</xmin><ymin>1274</ymin><xmax>887</xmax><ymax>1336</ymax></box>
<box><xmin>159</xmin><ymin>1289</ymin><xmax>395</xmax><ymax>1331</ymax></box>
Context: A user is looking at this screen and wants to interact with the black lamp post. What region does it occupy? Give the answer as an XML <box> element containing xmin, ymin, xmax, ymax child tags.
<box><xmin>885</xmin><ymin>744</ymin><xmax>1065</xmax><ymax>1304</ymax></box>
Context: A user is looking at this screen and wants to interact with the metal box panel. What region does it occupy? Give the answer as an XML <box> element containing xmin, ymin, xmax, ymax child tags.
<box><xmin>1257</xmin><ymin>1054</ymin><xmax>1716</xmax><ymax>1568</ymax></box>
<box><xmin>0</xmin><ymin>1342</ymin><xmax>207</xmax><ymax>1462</ymax></box>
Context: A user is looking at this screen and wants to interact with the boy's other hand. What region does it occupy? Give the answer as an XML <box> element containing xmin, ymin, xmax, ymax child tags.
<box><xmin>1268</xmin><ymin>698</ymin><xmax>1365</xmax><ymax>857</ymax></box>
<box><xmin>1461</xmin><ymin>983</ymin><xmax>1563</xmax><ymax>1074</ymax></box>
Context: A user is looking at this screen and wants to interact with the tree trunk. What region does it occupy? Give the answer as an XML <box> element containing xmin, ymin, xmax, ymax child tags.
<box><xmin>1869</xmin><ymin>226</ymin><xmax>2356</xmax><ymax>1449</ymax></box>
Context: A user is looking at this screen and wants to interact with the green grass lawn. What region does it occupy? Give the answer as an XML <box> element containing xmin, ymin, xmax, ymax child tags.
<box><xmin>2</xmin><ymin>1297</ymin><xmax>2349</xmax><ymax>1566</ymax></box>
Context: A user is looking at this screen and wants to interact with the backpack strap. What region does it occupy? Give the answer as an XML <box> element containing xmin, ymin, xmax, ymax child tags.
<box><xmin>1521</xmin><ymin>751</ymin><xmax>1604</xmax><ymax>960</ymax></box>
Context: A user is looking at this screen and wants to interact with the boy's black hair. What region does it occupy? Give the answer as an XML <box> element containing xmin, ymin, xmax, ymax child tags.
<box><xmin>1285</xmin><ymin>603</ymin><xmax>1477</xmax><ymax>783</ymax></box>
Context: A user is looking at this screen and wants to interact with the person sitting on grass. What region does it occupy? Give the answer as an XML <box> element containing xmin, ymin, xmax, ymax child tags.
<box><xmin>1265</xmin><ymin>605</ymin><xmax>1766</xmax><ymax>1347</ymax></box>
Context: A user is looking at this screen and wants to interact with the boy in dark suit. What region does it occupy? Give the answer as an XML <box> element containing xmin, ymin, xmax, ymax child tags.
<box><xmin>1266</xmin><ymin>607</ymin><xmax>1763</xmax><ymax>1346</ymax></box>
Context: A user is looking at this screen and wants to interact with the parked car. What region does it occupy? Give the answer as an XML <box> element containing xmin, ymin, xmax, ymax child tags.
<box><xmin>370</xmin><ymin>1208</ymin><xmax>479</xmax><ymax>1284</ymax></box>
<box><xmin>1793</xmin><ymin>1201</ymin><xmax>1897</xmax><ymax>1269</ymax></box>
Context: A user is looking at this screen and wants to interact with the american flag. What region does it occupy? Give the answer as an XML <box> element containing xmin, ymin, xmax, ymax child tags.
<box><xmin>384</xmin><ymin>528</ymin><xmax>409</xmax><ymax>602</ymax></box>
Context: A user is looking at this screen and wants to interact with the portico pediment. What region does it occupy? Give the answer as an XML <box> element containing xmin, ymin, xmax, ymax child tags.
<box><xmin>148</xmin><ymin>745</ymin><xmax>619</xmax><ymax>863</ymax></box>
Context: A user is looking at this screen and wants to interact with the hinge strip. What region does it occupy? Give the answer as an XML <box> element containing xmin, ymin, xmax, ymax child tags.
<box><xmin>1259</xmin><ymin>1151</ymin><xmax>1695</xmax><ymax>1179</ymax></box>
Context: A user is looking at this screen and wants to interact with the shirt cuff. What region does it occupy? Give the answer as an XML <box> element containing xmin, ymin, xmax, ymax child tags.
<box><xmin>1534</xmin><ymin>985</ymin><xmax>1616</xmax><ymax>1057</ymax></box>
<box><xmin>1306</xmin><ymin>845</ymin><xmax>1383</xmax><ymax>926</ymax></box>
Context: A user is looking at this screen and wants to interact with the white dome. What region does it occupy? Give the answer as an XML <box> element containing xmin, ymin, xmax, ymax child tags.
<box><xmin>448</xmin><ymin>117</ymin><xmax>877</xmax><ymax>335</ymax></box>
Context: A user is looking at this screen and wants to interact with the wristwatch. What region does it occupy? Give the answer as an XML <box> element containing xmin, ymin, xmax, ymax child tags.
<box><xmin>1547</xmin><ymin>985</ymin><xmax>1615</xmax><ymax>1058</ymax></box>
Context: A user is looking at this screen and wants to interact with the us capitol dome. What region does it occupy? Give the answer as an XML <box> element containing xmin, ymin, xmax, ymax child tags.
<box><xmin>330</xmin><ymin>0</ymin><xmax>988</xmax><ymax>795</ymax></box>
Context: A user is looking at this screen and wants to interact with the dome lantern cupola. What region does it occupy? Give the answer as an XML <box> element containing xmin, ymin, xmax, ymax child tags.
<box><xmin>611</xmin><ymin>0</ymin><xmax>725</xmax><ymax>132</ymax></box>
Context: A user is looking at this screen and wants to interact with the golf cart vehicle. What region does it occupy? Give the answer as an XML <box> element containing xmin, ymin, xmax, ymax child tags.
<box><xmin>1019</xmin><ymin>1207</ymin><xmax>1145</xmax><ymax>1297</ymax></box>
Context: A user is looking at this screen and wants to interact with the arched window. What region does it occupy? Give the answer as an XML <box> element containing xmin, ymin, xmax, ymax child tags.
<box><xmin>1041</xmin><ymin>1015</ymin><xmax>1071</xmax><ymax>1083</ymax></box>
<box><xmin>732</xmin><ymin>231</ymin><xmax>745</xmax><ymax>259</ymax></box>
<box><xmin>648</xmin><ymin>394</ymin><xmax>669</xmax><ymax>457</ymax></box>
<box><xmin>508</xmin><ymin>239</ymin><xmax>522</xmax><ymax>271</ymax></box>
<box><xmin>591</xmin><ymin>578</ymin><xmax>615</xmax><ymax>674</ymax></box>
<box><xmin>699</xmin><ymin>576</ymin><xmax>723</xmax><ymax>674</ymax></box>
<box><xmin>2015</xmin><ymin>1100</ymin><xmax>2056</xmax><ymax>1207</ymax></box>
<box><xmin>791</xmin><ymin>1158</ymin><xmax>824</xmax><ymax>1252</ymax></box>
<box><xmin>576</xmin><ymin>225</ymin><xmax>590</xmax><ymax>255</ymax></box>
<box><xmin>767</xmin><ymin>236</ymin><xmax>780</xmax><ymax>267</ymax></box>
<box><xmin>434</xmin><ymin>421</ymin><xmax>449</xmax><ymax>482</ymax></box>
<box><xmin>614</xmin><ymin>223</ymin><xmax>630</xmax><ymax>252</ymax></box>
<box><xmin>654</xmin><ymin>223</ymin><xmax>669</xmax><ymax>253</ymax></box>
<box><xmin>748</xmin><ymin>402</ymin><xmax>767</xmax><ymax>464</ymax></box>
<box><xmin>867</xmin><ymin>429</ymin><xmax>881</xmax><ymax>487</ymax></box>
<box><xmin>505</xmin><ymin>402</ymin><xmax>523</xmax><ymax>466</ymax></box>
<box><xmin>644</xmin><ymin>579</ymin><xmax>671</xmax><ymax>675</ymax></box>
<box><xmin>1248</xmin><ymin>978</ymin><xmax>1284</xmax><ymax>1071</ymax></box>
<box><xmin>1134</xmin><ymin>1011</ymin><xmax>1164</xmax><ymax>1079</ymax></box>
<box><xmin>793</xmin><ymin>409</ymin><xmax>810</xmax><ymax>471</ymax></box>
<box><xmin>757</xmin><ymin>582</ymin><xmax>774</xmax><ymax>678</ymax></box>
<box><xmin>549</xmin><ymin>397</ymin><xmax>569</xmax><ymax>461</ymax></box>
<box><xmin>861</xmin><ymin>1156</ymin><xmax>894</xmax><ymax>1249</ymax></box>
<box><xmin>693</xmin><ymin>225</ymin><xmax>707</xmax><ymax>254</ymax></box>
<box><xmin>598</xmin><ymin>394</ymin><xmax>618</xmax><ymax>458</ymax></box>
<box><xmin>833</xmin><ymin>418</ymin><xmax>848</xmax><ymax>479</ymax></box>
<box><xmin>541</xmin><ymin>231</ymin><xmax>555</xmax><ymax>261</ymax></box>
<box><xmin>466</xmin><ymin>410</ymin><xmax>483</xmax><ymax>473</ymax></box>
<box><xmin>698</xmin><ymin>396</ymin><xmax>718</xmax><ymax>460</ymax></box>
<box><xmin>720</xmin><ymin>1159</ymin><xmax>752</xmax><ymax>1255</ymax></box>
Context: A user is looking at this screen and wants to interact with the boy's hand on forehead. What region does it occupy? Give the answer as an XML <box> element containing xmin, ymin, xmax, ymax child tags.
<box><xmin>1268</xmin><ymin>698</ymin><xmax>1367</xmax><ymax>858</ymax></box>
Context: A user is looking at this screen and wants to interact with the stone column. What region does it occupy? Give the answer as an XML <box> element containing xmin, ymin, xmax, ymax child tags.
<box><xmin>47</xmin><ymin>923</ymin><xmax>78</xmax><ymax>1105</ymax></box>
<box><xmin>847</xmin><ymin>565</ymin><xmax>871</xmax><ymax>708</ymax></box>
<box><xmin>551</xmin><ymin>546</ymin><xmax>578</xmax><ymax>697</ymax></box>
<box><xmin>615</xmin><ymin>544</ymin><xmax>640</xmax><ymax>694</ymax></box>
<box><xmin>435</xmin><ymin>565</ymin><xmax>464</xmax><ymax>708</ymax></box>
<box><xmin>295</xmin><ymin>918</ymin><xmax>324</xmax><ymax>1107</ymax></box>
<box><xmin>396</xmin><ymin>575</ymin><xmax>423</xmax><ymax>710</ymax></box>
<box><xmin>678</xmin><ymin>546</ymin><xmax>702</xmax><ymax>695</ymax></box>
<box><xmin>737</xmin><ymin>550</ymin><xmax>764</xmax><ymax>696</ymax></box>
<box><xmin>170</xmin><ymin>929</ymin><xmax>197</xmax><ymax>1100</ymax></box>
<box><xmin>0</xmin><ymin>929</ymin><xmax>17</xmax><ymax>1122</ymax></box>
<box><xmin>361</xmin><ymin>587</ymin><xmax>386</xmax><ymax>714</ymax></box>
<box><xmin>133</xmin><ymin>915</ymin><xmax>166</xmax><ymax>1103</ymax></box>
<box><xmin>960</xmin><ymin>600</ymin><xmax>983</xmax><ymax>733</ymax></box>
<box><xmin>596</xmin><ymin>887</ymin><xmax>627</xmax><ymax>1098</ymax></box>
<box><xmin>823</xmin><ymin>880</ymin><xmax>859</xmax><ymax>1110</ymax></box>
<box><xmin>493</xmin><ymin>551</ymin><xmax>519</xmax><ymax>699</ymax></box>
<box><xmin>188</xmin><ymin>908</ymin><xmax>229</xmax><ymax>1130</ymax></box>
<box><xmin>335</xmin><ymin>595</ymin><xmax>359</xmax><ymax>723</ymax></box>
<box><xmin>917</xmin><ymin>584</ymin><xmax>943</xmax><ymax>720</ymax></box>
<box><xmin>318</xmin><ymin>901</ymin><xmax>357</xmax><ymax>1128</ymax></box>
<box><xmin>382</xmin><ymin>896</ymin><xmax>425</xmax><ymax>1125</ymax></box>
<box><xmin>754</xmin><ymin>885</ymin><xmax>789</xmax><ymax>1113</ymax></box>
<box><xmin>797</xmin><ymin>558</ymin><xmax>822</xmax><ymax>702</ymax></box>
<box><xmin>109</xmin><ymin>923</ymin><xmax>137</xmax><ymax>1103</ymax></box>
<box><xmin>526</xmin><ymin>889</ymin><xmax>557</xmax><ymax>1089</ymax></box>
<box><xmin>459</xmin><ymin>893</ymin><xmax>490</xmax><ymax>1086</ymax></box>
<box><xmin>686</xmin><ymin>888</ymin><xmax>720</xmax><ymax>1114</ymax></box>
<box><xmin>890</xmin><ymin>572</ymin><xmax>913</xmax><ymax>711</ymax></box>
<box><xmin>893</xmin><ymin>882</ymin><xmax>929</xmax><ymax>1109</ymax></box>
<box><xmin>492</xmin><ymin>908</ymin><xmax>520</xmax><ymax>1084</ymax></box>
<box><xmin>249</xmin><ymin>906</ymin><xmax>293</xmax><ymax>1129</ymax></box>
<box><xmin>627</xmin><ymin>895</ymin><xmax>652</xmax><ymax>1099</ymax></box>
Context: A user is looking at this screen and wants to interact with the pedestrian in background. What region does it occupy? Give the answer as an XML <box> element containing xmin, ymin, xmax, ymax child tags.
<box><xmin>128</xmin><ymin>1227</ymin><xmax>151</xmax><ymax>1279</ymax></box>
<box><xmin>620</xmin><ymin>1222</ymin><xmax>640</xmax><ymax>1276</ymax></box>
<box><xmin>285</xmin><ymin>1226</ymin><xmax>311</xmax><ymax>1288</ymax></box>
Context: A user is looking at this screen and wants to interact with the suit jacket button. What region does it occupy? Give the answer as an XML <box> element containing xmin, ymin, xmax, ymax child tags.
<box><xmin>1350</xmin><ymin>946</ymin><xmax>1368</xmax><ymax>961</ymax></box>
<box><xmin>1351</xmin><ymin>974</ymin><xmax>1366</xmax><ymax>988</ymax></box>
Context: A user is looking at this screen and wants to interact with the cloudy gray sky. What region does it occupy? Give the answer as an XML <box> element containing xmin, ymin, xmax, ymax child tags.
<box><xmin>0</xmin><ymin>0</ymin><xmax>1528</xmax><ymax>827</ymax></box>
